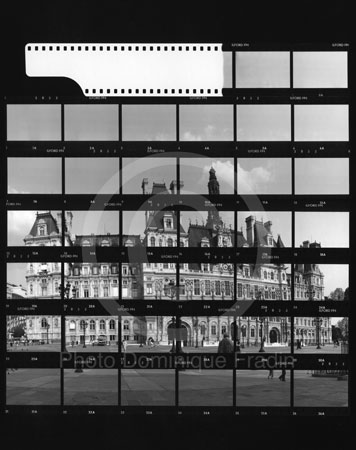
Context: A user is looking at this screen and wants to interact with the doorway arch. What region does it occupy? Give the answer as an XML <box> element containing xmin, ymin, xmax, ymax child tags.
<box><xmin>269</xmin><ymin>328</ymin><xmax>280</xmax><ymax>344</ymax></box>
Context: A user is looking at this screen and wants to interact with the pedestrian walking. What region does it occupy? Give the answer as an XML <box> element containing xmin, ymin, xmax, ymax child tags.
<box><xmin>268</xmin><ymin>369</ymin><xmax>274</xmax><ymax>379</ymax></box>
<box><xmin>236</xmin><ymin>339</ymin><xmax>241</xmax><ymax>353</ymax></box>
<box><xmin>217</xmin><ymin>333</ymin><xmax>234</xmax><ymax>353</ymax></box>
<box><xmin>279</xmin><ymin>367</ymin><xmax>286</xmax><ymax>381</ymax></box>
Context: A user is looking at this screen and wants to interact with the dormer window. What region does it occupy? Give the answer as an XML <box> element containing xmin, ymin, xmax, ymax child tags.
<box><xmin>38</xmin><ymin>225</ymin><xmax>46</xmax><ymax>236</ymax></box>
<box><xmin>165</xmin><ymin>218</ymin><xmax>173</xmax><ymax>229</ymax></box>
<box><xmin>268</xmin><ymin>236</ymin><xmax>273</xmax><ymax>246</ymax></box>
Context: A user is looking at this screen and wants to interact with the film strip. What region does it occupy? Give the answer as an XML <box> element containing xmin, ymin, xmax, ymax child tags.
<box><xmin>2</xmin><ymin>42</ymin><xmax>350</xmax><ymax>416</ymax></box>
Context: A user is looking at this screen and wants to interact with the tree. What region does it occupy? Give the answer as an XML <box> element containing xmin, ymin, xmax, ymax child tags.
<box><xmin>329</xmin><ymin>288</ymin><xmax>344</xmax><ymax>301</ymax></box>
<box><xmin>12</xmin><ymin>325</ymin><xmax>25</xmax><ymax>338</ymax></box>
<box><xmin>344</xmin><ymin>287</ymin><xmax>349</xmax><ymax>301</ymax></box>
<box><xmin>336</xmin><ymin>318</ymin><xmax>349</xmax><ymax>341</ymax></box>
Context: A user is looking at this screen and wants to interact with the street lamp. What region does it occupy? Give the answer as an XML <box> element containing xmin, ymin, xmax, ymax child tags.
<box><xmin>59</xmin><ymin>282</ymin><xmax>77</xmax><ymax>300</ymax></box>
<box><xmin>257</xmin><ymin>317</ymin><xmax>265</xmax><ymax>352</ymax></box>
<box><xmin>194</xmin><ymin>317</ymin><xmax>199</xmax><ymax>348</ymax></box>
<box><xmin>312</xmin><ymin>318</ymin><xmax>322</xmax><ymax>349</ymax></box>
<box><xmin>43</xmin><ymin>319</ymin><xmax>50</xmax><ymax>344</ymax></box>
<box><xmin>80</xmin><ymin>320</ymin><xmax>88</xmax><ymax>348</ymax></box>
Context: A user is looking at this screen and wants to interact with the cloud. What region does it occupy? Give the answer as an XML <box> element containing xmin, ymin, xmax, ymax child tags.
<box><xmin>238</xmin><ymin>163</ymin><xmax>272</xmax><ymax>194</ymax></box>
<box><xmin>201</xmin><ymin>160</ymin><xmax>234</xmax><ymax>191</ymax></box>
<box><xmin>8</xmin><ymin>186</ymin><xmax>29</xmax><ymax>194</ymax></box>
<box><xmin>7</xmin><ymin>210</ymin><xmax>37</xmax><ymax>245</ymax></box>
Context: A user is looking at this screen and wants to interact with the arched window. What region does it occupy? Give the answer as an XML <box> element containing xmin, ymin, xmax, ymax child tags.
<box><xmin>99</xmin><ymin>320</ymin><xmax>105</xmax><ymax>330</ymax></box>
<box><xmin>150</xmin><ymin>237</ymin><xmax>155</xmax><ymax>247</ymax></box>
<box><xmin>263</xmin><ymin>271</ymin><xmax>267</xmax><ymax>280</ymax></box>
<box><xmin>54</xmin><ymin>318</ymin><xmax>58</xmax><ymax>327</ymax></box>
<box><xmin>89</xmin><ymin>320</ymin><xmax>95</xmax><ymax>331</ymax></box>
<box><xmin>109</xmin><ymin>319</ymin><xmax>116</xmax><ymax>330</ymax></box>
<box><xmin>80</xmin><ymin>320</ymin><xmax>87</xmax><ymax>330</ymax></box>
<box><xmin>167</xmin><ymin>238</ymin><xmax>173</xmax><ymax>247</ymax></box>
<box><xmin>221</xmin><ymin>324</ymin><xmax>227</xmax><ymax>334</ymax></box>
<box><xmin>271</xmin><ymin>272</ymin><xmax>274</xmax><ymax>280</ymax></box>
<box><xmin>211</xmin><ymin>323</ymin><xmax>217</xmax><ymax>335</ymax></box>
<box><xmin>282</xmin><ymin>273</ymin><xmax>286</xmax><ymax>281</ymax></box>
<box><xmin>41</xmin><ymin>318</ymin><xmax>48</xmax><ymax>328</ymax></box>
<box><xmin>30</xmin><ymin>284</ymin><xmax>33</xmax><ymax>295</ymax></box>
<box><xmin>69</xmin><ymin>320</ymin><xmax>76</xmax><ymax>330</ymax></box>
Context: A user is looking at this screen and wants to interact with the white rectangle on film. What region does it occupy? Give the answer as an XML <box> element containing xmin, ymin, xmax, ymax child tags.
<box><xmin>25</xmin><ymin>43</ymin><xmax>224</xmax><ymax>96</ymax></box>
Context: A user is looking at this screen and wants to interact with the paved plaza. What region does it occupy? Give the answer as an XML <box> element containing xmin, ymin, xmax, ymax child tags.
<box><xmin>6</xmin><ymin>342</ymin><xmax>345</xmax><ymax>354</ymax></box>
<box><xmin>6</xmin><ymin>368</ymin><xmax>348</xmax><ymax>407</ymax></box>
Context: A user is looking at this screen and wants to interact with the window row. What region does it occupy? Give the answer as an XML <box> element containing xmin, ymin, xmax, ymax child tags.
<box><xmin>7</xmin><ymin>263</ymin><xmax>349</xmax><ymax>302</ymax></box>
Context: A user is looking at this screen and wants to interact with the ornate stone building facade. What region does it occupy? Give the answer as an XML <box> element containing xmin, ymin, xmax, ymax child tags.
<box><xmin>8</xmin><ymin>169</ymin><xmax>332</xmax><ymax>346</ymax></box>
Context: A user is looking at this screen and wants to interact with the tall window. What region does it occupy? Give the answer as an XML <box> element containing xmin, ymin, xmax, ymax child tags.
<box><xmin>225</xmin><ymin>281</ymin><xmax>231</xmax><ymax>296</ymax></box>
<box><xmin>103</xmin><ymin>287</ymin><xmax>109</xmax><ymax>297</ymax></box>
<box><xmin>167</xmin><ymin>238</ymin><xmax>173</xmax><ymax>247</ymax></box>
<box><xmin>111</xmin><ymin>265</ymin><xmax>117</xmax><ymax>274</ymax></box>
<box><xmin>264</xmin><ymin>271</ymin><xmax>267</xmax><ymax>280</ymax></box>
<box><xmin>215</xmin><ymin>281</ymin><xmax>221</xmax><ymax>295</ymax></box>
<box><xmin>211</xmin><ymin>324</ymin><xmax>217</xmax><ymax>335</ymax></box>
<box><xmin>146</xmin><ymin>283</ymin><xmax>153</xmax><ymax>294</ymax></box>
<box><xmin>150</xmin><ymin>236</ymin><xmax>155</xmax><ymax>247</ymax></box>
<box><xmin>237</xmin><ymin>283</ymin><xmax>242</xmax><ymax>298</ymax></box>
<box><xmin>30</xmin><ymin>284</ymin><xmax>33</xmax><ymax>295</ymax></box>
<box><xmin>84</xmin><ymin>288</ymin><xmax>89</xmax><ymax>298</ymax></box>
<box><xmin>194</xmin><ymin>279</ymin><xmax>200</xmax><ymax>295</ymax></box>
<box><xmin>93</xmin><ymin>287</ymin><xmax>99</xmax><ymax>297</ymax></box>
<box><xmin>109</xmin><ymin>319</ymin><xmax>116</xmax><ymax>330</ymax></box>
<box><xmin>90</xmin><ymin>320</ymin><xmax>95</xmax><ymax>331</ymax></box>
<box><xmin>205</xmin><ymin>280</ymin><xmax>211</xmax><ymax>295</ymax></box>
<box><xmin>99</xmin><ymin>320</ymin><xmax>105</xmax><ymax>331</ymax></box>
<box><xmin>123</xmin><ymin>320</ymin><xmax>130</xmax><ymax>331</ymax></box>
<box><xmin>41</xmin><ymin>318</ymin><xmax>48</xmax><ymax>328</ymax></box>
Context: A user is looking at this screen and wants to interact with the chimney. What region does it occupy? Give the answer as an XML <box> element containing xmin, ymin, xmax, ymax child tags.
<box><xmin>141</xmin><ymin>178</ymin><xmax>149</xmax><ymax>194</ymax></box>
<box><xmin>245</xmin><ymin>215</ymin><xmax>255</xmax><ymax>247</ymax></box>
<box><xmin>66</xmin><ymin>211</ymin><xmax>73</xmax><ymax>234</ymax></box>
<box><xmin>169</xmin><ymin>180</ymin><xmax>177</xmax><ymax>194</ymax></box>
<box><xmin>264</xmin><ymin>220</ymin><xmax>272</xmax><ymax>234</ymax></box>
<box><xmin>56</xmin><ymin>212</ymin><xmax>62</xmax><ymax>234</ymax></box>
<box><xmin>302</xmin><ymin>240</ymin><xmax>310</xmax><ymax>248</ymax></box>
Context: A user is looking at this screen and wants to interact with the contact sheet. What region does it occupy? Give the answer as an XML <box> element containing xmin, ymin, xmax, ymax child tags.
<box><xmin>2</xmin><ymin>42</ymin><xmax>350</xmax><ymax>416</ymax></box>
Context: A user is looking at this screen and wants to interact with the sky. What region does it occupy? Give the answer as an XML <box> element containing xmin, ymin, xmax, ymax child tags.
<box><xmin>122</xmin><ymin>105</ymin><xmax>176</xmax><ymax>141</ymax></box>
<box><xmin>294</xmin><ymin>105</ymin><xmax>349</xmax><ymax>141</ymax></box>
<box><xmin>7</xmin><ymin>104</ymin><xmax>61</xmax><ymax>141</ymax></box>
<box><xmin>64</xmin><ymin>104</ymin><xmax>119</xmax><ymax>140</ymax></box>
<box><xmin>317</xmin><ymin>264</ymin><xmax>349</xmax><ymax>297</ymax></box>
<box><xmin>65</xmin><ymin>158</ymin><xmax>120</xmax><ymax>194</ymax></box>
<box><xmin>122</xmin><ymin>157</ymin><xmax>176</xmax><ymax>194</ymax></box>
<box><xmin>179</xmin><ymin>105</ymin><xmax>234</xmax><ymax>141</ymax></box>
<box><xmin>8</xmin><ymin>158</ymin><xmax>62</xmax><ymax>194</ymax></box>
<box><xmin>295</xmin><ymin>212</ymin><xmax>349</xmax><ymax>247</ymax></box>
<box><xmin>180</xmin><ymin>158</ymin><xmax>234</xmax><ymax>194</ymax></box>
<box><xmin>123</xmin><ymin>210</ymin><xmax>148</xmax><ymax>237</ymax></box>
<box><xmin>237</xmin><ymin>211</ymin><xmax>291</xmax><ymax>247</ymax></box>
<box><xmin>295</xmin><ymin>158</ymin><xmax>349</xmax><ymax>194</ymax></box>
<box><xmin>69</xmin><ymin>211</ymin><xmax>120</xmax><ymax>237</ymax></box>
<box><xmin>236</xmin><ymin>52</ymin><xmax>290</xmax><ymax>88</ymax></box>
<box><xmin>293</xmin><ymin>52</ymin><xmax>348</xmax><ymax>88</ymax></box>
<box><xmin>7</xmin><ymin>210</ymin><xmax>61</xmax><ymax>246</ymax></box>
<box><xmin>238</xmin><ymin>158</ymin><xmax>291</xmax><ymax>194</ymax></box>
<box><xmin>236</xmin><ymin>105</ymin><xmax>291</xmax><ymax>141</ymax></box>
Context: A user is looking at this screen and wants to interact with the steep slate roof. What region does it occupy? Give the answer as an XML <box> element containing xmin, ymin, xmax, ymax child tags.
<box><xmin>28</xmin><ymin>211</ymin><xmax>60</xmax><ymax>237</ymax></box>
<box><xmin>151</xmin><ymin>182</ymin><xmax>170</xmax><ymax>195</ymax></box>
<box><xmin>236</xmin><ymin>231</ymin><xmax>247</xmax><ymax>247</ymax></box>
<box><xmin>188</xmin><ymin>225</ymin><xmax>212</xmax><ymax>247</ymax></box>
<box><xmin>147</xmin><ymin>210</ymin><xmax>186</xmax><ymax>233</ymax></box>
<box><xmin>253</xmin><ymin>220</ymin><xmax>284</xmax><ymax>248</ymax></box>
